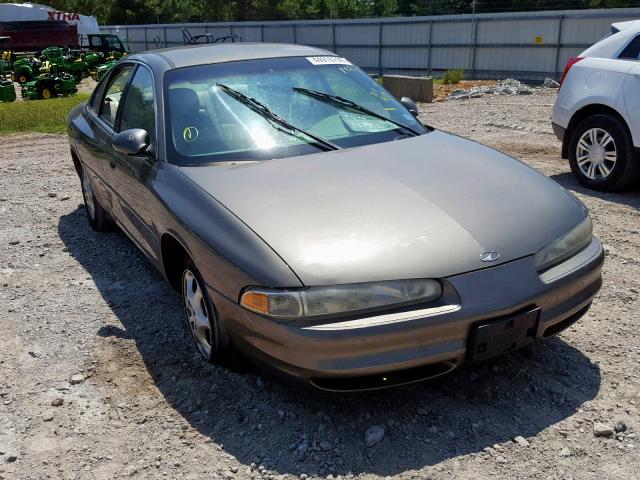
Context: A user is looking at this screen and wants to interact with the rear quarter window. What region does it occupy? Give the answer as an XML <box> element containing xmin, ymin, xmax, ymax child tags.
<box><xmin>619</xmin><ymin>35</ymin><xmax>640</xmax><ymax>60</ymax></box>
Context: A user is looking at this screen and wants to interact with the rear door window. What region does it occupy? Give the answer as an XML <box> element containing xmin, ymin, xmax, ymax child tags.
<box><xmin>619</xmin><ymin>35</ymin><xmax>640</xmax><ymax>60</ymax></box>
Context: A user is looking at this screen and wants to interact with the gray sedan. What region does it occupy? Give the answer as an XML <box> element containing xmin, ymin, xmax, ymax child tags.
<box><xmin>67</xmin><ymin>43</ymin><xmax>604</xmax><ymax>391</ymax></box>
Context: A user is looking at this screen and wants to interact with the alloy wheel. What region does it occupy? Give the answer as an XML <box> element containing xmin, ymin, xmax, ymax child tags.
<box><xmin>576</xmin><ymin>127</ymin><xmax>617</xmax><ymax>180</ymax></box>
<box><xmin>182</xmin><ymin>269</ymin><xmax>213</xmax><ymax>359</ymax></box>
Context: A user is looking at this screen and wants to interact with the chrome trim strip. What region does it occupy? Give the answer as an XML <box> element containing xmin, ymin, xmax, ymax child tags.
<box><xmin>302</xmin><ymin>304</ymin><xmax>461</xmax><ymax>331</ymax></box>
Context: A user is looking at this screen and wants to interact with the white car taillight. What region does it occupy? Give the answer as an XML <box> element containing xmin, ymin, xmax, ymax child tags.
<box><xmin>559</xmin><ymin>56</ymin><xmax>584</xmax><ymax>88</ymax></box>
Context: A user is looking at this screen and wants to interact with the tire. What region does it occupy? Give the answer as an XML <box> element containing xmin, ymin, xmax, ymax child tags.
<box><xmin>568</xmin><ymin>113</ymin><xmax>639</xmax><ymax>191</ymax></box>
<box><xmin>80</xmin><ymin>166</ymin><xmax>114</xmax><ymax>231</ymax></box>
<box><xmin>181</xmin><ymin>257</ymin><xmax>248</xmax><ymax>370</ymax></box>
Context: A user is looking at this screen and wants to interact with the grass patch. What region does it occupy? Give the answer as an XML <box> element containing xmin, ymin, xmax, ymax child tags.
<box><xmin>0</xmin><ymin>93</ymin><xmax>90</xmax><ymax>135</ymax></box>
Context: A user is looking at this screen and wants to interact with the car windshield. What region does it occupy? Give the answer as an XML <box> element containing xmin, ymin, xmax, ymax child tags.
<box><xmin>163</xmin><ymin>56</ymin><xmax>426</xmax><ymax>165</ymax></box>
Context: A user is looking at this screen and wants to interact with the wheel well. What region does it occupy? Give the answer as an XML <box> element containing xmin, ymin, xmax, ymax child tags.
<box><xmin>564</xmin><ymin>104</ymin><xmax>631</xmax><ymax>159</ymax></box>
<box><xmin>161</xmin><ymin>234</ymin><xmax>188</xmax><ymax>292</ymax></box>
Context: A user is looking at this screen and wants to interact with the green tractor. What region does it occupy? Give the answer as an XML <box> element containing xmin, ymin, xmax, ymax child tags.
<box><xmin>0</xmin><ymin>77</ymin><xmax>16</xmax><ymax>102</ymax></box>
<box><xmin>91</xmin><ymin>58</ymin><xmax>115</xmax><ymax>82</ymax></box>
<box><xmin>81</xmin><ymin>34</ymin><xmax>129</xmax><ymax>82</ymax></box>
<box><xmin>0</xmin><ymin>36</ymin><xmax>16</xmax><ymax>102</ymax></box>
<box><xmin>21</xmin><ymin>71</ymin><xmax>77</xmax><ymax>100</ymax></box>
<box><xmin>93</xmin><ymin>62</ymin><xmax>112</xmax><ymax>81</ymax></box>
<box><xmin>40</xmin><ymin>46</ymin><xmax>88</xmax><ymax>82</ymax></box>
<box><xmin>0</xmin><ymin>36</ymin><xmax>12</xmax><ymax>75</ymax></box>
<box><xmin>12</xmin><ymin>55</ymin><xmax>41</xmax><ymax>84</ymax></box>
<box><xmin>82</xmin><ymin>50</ymin><xmax>103</xmax><ymax>69</ymax></box>
<box><xmin>90</xmin><ymin>50</ymin><xmax>121</xmax><ymax>82</ymax></box>
<box><xmin>1</xmin><ymin>36</ymin><xmax>41</xmax><ymax>85</ymax></box>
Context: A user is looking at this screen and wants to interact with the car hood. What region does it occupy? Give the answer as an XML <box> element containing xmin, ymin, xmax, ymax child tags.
<box><xmin>179</xmin><ymin>131</ymin><xmax>585</xmax><ymax>285</ymax></box>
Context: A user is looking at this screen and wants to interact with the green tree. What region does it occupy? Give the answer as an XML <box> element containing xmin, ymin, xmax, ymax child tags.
<box><xmin>2</xmin><ymin>0</ymin><xmax>638</xmax><ymax>25</ymax></box>
<box><xmin>411</xmin><ymin>0</ymin><xmax>473</xmax><ymax>15</ymax></box>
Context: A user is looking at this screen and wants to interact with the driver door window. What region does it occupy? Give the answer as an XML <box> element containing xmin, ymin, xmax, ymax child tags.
<box><xmin>119</xmin><ymin>66</ymin><xmax>156</xmax><ymax>144</ymax></box>
<box><xmin>99</xmin><ymin>66</ymin><xmax>133</xmax><ymax>127</ymax></box>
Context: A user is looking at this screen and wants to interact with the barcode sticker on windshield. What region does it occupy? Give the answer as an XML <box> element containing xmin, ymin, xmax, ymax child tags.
<box><xmin>306</xmin><ymin>56</ymin><xmax>352</xmax><ymax>66</ymax></box>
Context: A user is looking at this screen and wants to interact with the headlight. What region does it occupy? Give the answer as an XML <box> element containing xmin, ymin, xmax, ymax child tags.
<box><xmin>534</xmin><ymin>216</ymin><xmax>593</xmax><ymax>271</ymax></box>
<box><xmin>240</xmin><ymin>279</ymin><xmax>442</xmax><ymax>319</ymax></box>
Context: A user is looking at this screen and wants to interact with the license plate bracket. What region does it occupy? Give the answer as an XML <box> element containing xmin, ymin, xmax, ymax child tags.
<box><xmin>467</xmin><ymin>308</ymin><xmax>540</xmax><ymax>362</ymax></box>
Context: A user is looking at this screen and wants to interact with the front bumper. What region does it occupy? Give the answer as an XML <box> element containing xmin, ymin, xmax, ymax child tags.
<box><xmin>209</xmin><ymin>237</ymin><xmax>604</xmax><ymax>391</ymax></box>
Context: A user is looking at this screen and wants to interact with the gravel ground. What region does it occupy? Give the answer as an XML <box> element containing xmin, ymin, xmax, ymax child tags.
<box><xmin>1</xmin><ymin>89</ymin><xmax>639</xmax><ymax>480</ymax></box>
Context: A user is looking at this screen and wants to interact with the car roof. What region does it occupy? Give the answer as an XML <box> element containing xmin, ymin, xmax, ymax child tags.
<box><xmin>611</xmin><ymin>19</ymin><xmax>640</xmax><ymax>33</ymax></box>
<box><xmin>133</xmin><ymin>43</ymin><xmax>334</xmax><ymax>70</ymax></box>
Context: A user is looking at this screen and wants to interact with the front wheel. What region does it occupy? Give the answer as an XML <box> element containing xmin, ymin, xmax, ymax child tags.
<box><xmin>568</xmin><ymin>114</ymin><xmax>639</xmax><ymax>191</ymax></box>
<box><xmin>182</xmin><ymin>261</ymin><xmax>219</xmax><ymax>362</ymax></box>
<box><xmin>180</xmin><ymin>258</ymin><xmax>248</xmax><ymax>370</ymax></box>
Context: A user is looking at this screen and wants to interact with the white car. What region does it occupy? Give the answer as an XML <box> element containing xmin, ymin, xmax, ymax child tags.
<box><xmin>552</xmin><ymin>20</ymin><xmax>640</xmax><ymax>191</ymax></box>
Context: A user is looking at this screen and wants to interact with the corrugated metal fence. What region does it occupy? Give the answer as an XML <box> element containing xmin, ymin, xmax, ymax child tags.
<box><xmin>103</xmin><ymin>7</ymin><xmax>640</xmax><ymax>81</ymax></box>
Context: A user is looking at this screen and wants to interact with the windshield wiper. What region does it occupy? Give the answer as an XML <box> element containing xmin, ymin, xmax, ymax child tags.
<box><xmin>216</xmin><ymin>83</ymin><xmax>340</xmax><ymax>151</ymax></box>
<box><xmin>292</xmin><ymin>87</ymin><xmax>422</xmax><ymax>137</ymax></box>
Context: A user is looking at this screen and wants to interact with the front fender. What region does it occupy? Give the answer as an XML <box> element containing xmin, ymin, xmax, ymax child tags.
<box><xmin>153</xmin><ymin>163</ymin><xmax>302</xmax><ymax>302</ymax></box>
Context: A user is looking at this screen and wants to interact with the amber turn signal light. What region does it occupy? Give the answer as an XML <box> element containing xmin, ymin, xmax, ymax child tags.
<box><xmin>240</xmin><ymin>291</ymin><xmax>269</xmax><ymax>315</ymax></box>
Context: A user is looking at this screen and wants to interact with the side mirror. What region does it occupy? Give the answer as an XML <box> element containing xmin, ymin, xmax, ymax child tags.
<box><xmin>112</xmin><ymin>128</ymin><xmax>151</xmax><ymax>156</ymax></box>
<box><xmin>400</xmin><ymin>96</ymin><xmax>419</xmax><ymax>117</ymax></box>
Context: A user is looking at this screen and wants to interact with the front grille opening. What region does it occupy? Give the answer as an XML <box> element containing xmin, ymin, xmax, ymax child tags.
<box><xmin>310</xmin><ymin>361</ymin><xmax>457</xmax><ymax>392</ymax></box>
<box><xmin>543</xmin><ymin>302</ymin><xmax>591</xmax><ymax>338</ymax></box>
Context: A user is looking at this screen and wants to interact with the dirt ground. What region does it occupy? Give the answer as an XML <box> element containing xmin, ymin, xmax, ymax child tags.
<box><xmin>1</xmin><ymin>89</ymin><xmax>639</xmax><ymax>480</ymax></box>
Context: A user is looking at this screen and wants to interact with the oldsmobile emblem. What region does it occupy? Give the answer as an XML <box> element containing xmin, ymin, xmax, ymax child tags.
<box><xmin>480</xmin><ymin>250</ymin><xmax>500</xmax><ymax>262</ymax></box>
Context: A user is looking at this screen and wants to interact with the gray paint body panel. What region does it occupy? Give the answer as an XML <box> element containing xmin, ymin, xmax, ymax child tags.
<box><xmin>180</xmin><ymin>130</ymin><xmax>584</xmax><ymax>285</ymax></box>
<box><xmin>68</xmin><ymin>44</ymin><xmax>603</xmax><ymax>389</ymax></box>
